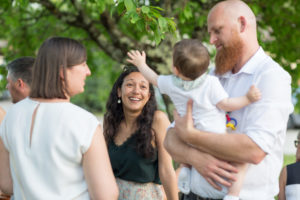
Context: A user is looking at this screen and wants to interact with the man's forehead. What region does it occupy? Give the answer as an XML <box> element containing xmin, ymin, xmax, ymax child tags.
<box><xmin>6</xmin><ymin>71</ymin><xmax>15</xmax><ymax>81</ymax></box>
<box><xmin>207</xmin><ymin>14</ymin><xmax>224</xmax><ymax>32</ymax></box>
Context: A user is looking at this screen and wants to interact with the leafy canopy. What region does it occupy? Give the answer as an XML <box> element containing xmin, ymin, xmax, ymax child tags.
<box><xmin>0</xmin><ymin>0</ymin><xmax>299</xmax><ymax>112</ymax></box>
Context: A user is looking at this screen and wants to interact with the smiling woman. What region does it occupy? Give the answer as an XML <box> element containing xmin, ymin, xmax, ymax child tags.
<box><xmin>104</xmin><ymin>66</ymin><xmax>178</xmax><ymax>200</ymax></box>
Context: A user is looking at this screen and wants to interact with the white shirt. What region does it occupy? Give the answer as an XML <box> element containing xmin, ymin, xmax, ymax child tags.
<box><xmin>285</xmin><ymin>185</ymin><xmax>300</xmax><ymax>200</ymax></box>
<box><xmin>158</xmin><ymin>75</ymin><xmax>228</xmax><ymax>133</ymax></box>
<box><xmin>217</xmin><ymin>47</ymin><xmax>293</xmax><ymax>200</ymax></box>
<box><xmin>158</xmin><ymin>74</ymin><xmax>229</xmax><ymax>198</ymax></box>
<box><xmin>0</xmin><ymin>98</ymin><xmax>99</xmax><ymax>200</ymax></box>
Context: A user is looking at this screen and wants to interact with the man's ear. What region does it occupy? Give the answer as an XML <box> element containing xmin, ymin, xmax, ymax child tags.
<box><xmin>16</xmin><ymin>78</ymin><xmax>25</xmax><ymax>88</ymax></box>
<box><xmin>238</xmin><ymin>16</ymin><xmax>247</xmax><ymax>33</ymax></box>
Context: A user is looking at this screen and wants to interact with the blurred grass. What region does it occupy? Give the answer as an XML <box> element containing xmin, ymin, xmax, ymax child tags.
<box><xmin>284</xmin><ymin>154</ymin><xmax>296</xmax><ymax>166</ymax></box>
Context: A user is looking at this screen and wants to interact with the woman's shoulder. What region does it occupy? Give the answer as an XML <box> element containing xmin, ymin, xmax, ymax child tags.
<box><xmin>153</xmin><ymin>110</ymin><xmax>169</xmax><ymax>122</ymax></box>
<box><xmin>152</xmin><ymin>110</ymin><xmax>170</xmax><ymax>131</ymax></box>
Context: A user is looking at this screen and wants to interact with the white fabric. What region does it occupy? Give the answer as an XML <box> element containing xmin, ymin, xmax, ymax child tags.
<box><xmin>178</xmin><ymin>166</ymin><xmax>191</xmax><ymax>194</ymax></box>
<box><xmin>158</xmin><ymin>75</ymin><xmax>228</xmax><ymax>133</ymax></box>
<box><xmin>215</xmin><ymin>47</ymin><xmax>294</xmax><ymax>200</ymax></box>
<box><xmin>223</xmin><ymin>195</ymin><xmax>239</xmax><ymax>200</ymax></box>
<box><xmin>285</xmin><ymin>184</ymin><xmax>300</xmax><ymax>200</ymax></box>
<box><xmin>0</xmin><ymin>98</ymin><xmax>99</xmax><ymax>200</ymax></box>
<box><xmin>158</xmin><ymin>74</ymin><xmax>229</xmax><ymax>198</ymax></box>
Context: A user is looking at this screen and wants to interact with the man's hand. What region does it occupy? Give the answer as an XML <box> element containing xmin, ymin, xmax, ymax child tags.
<box><xmin>191</xmin><ymin>152</ymin><xmax>238</xmax><ymax>190</ymax></box>
<box><xmin>173</xmin><ymin>99</ymin><xmax>196</xmax><ymax>143</ymax></box>
<box><xmin>172</xmin><ymin>99</ymin><xmax>239</xmax><ymax>190</ymax></box>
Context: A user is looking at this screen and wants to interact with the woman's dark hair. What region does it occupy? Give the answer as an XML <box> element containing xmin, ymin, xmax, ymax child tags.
<box><xmin>104</xmin><ymin>66</ymin><xmax>157</xmax><ymax>158</ymax></box>
<box><xmin>30</xmin><ymin>37</ymin><xmax>87</xmax><ymax>99</ymax></box>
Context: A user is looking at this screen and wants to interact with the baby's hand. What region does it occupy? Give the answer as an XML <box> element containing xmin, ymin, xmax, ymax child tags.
<box><xmin>127</xmin><ymin>50</ymin><xmax>146</xmax><ymax>68</ymax></box>
<box><xmin>247</xmin><ymin>85</ymin><xmax>261</xmax><ymax>102</ymax></box>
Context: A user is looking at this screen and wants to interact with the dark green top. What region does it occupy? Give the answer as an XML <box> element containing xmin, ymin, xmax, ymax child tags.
<box><xmin>108</xmin><ymin>132</ymin><xmax>161</xmax><ymax>184</ymax></box>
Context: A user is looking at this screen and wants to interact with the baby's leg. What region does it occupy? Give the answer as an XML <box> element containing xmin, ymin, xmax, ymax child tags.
<box><xmin>178</xmin><ymin>164</ymin><xmax>192</xmax><ymax>194</ymax></box>
<box><xmin>224</xmin><ymin>163</ymin><xmax>248</xmax><ymax>200</ymax></box>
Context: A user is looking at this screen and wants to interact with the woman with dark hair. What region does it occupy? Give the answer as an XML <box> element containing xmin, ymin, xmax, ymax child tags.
<box><xmin>0</xmin><ymin>37</ymin><xmax>118</xmax><ymax>199</ymax></box>
<box><xmin>104</xmin><ymin>66</ymin><xmax>178</xmax><ymax>200</ymax></box>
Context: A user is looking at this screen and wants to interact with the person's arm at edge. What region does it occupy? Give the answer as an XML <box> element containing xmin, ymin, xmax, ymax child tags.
<box><xmin>217</xmin><ymin>85</ymin><xmax>261</xmax><ymax>111</ymax></box>
<box><xmin>127</xmin><ymin>50</ymin><xmax>158</xmax><ymax>86</ymax></box>
<box><xmin>0</xmin><ymin>107</ymin><xmax>6</xmax><ymax>124</ymax></box>
<box><xmin>278</xmin><ymin>166</ymin><xmax>287</xmax><ymax>200</ymax></box>
<box><xmin>83</xmin><ymin>125</ymin><xmax>119</xmax><ymax>200</ymax></box>
<box><xmin>0</xmin><ymin>138</ymin><xmax>13</xmax><ymax>195</ymax></box>
<box><xmin>153</xmin><ymin>110</ymin><xmax>178</xmax><ymax>200</ymax></box>
<box><xmin>175</xmin><ymin>100</ymin><xmax>266</xmax><ymax>164</ymax></box>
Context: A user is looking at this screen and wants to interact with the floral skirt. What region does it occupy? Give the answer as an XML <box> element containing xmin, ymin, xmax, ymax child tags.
<box><xmin>116</xmin><ymin>178</ymin><xmax>164</xmax><ymax>200</ymax></box>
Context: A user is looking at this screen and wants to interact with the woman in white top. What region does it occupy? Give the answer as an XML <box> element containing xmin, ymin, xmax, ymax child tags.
<box><xmin>0</xmin><ymin>37</ymin><xmax>118</xmax><ymax>200</ymax></box>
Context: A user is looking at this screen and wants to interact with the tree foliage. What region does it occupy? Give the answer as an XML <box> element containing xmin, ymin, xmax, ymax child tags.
<box><xmin>0</xmin><ymin>0</ymin><xmax>299</xmax><ymax>113</ymax></box>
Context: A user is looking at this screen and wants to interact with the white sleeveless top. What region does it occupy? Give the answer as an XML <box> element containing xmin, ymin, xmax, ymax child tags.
<box><xmin>0</xmin><ymin>98</ymin><xmax>99</xmax><ymax>200</ymax></box>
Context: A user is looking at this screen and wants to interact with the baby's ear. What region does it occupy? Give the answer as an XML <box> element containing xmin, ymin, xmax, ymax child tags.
<box><xmin>173</xmin><ymin>66</ymin><xmax>180</xmax><ymax>76</ymax></box>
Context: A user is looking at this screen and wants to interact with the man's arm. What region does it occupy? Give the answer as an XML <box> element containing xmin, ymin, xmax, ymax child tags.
<box><xmin>174</xmin><ymin>100</ymin><xmax>266</xmax><ymax>164</ymax></box>
<box><xmin>127</xmin><ymin>50</ymin><xmax>158</xmax><ymax>86</ymax></box>
<box><xmin>164</xmin><ymin>128</ymin><xmax>238</xmax><ymax>190</ymax></box>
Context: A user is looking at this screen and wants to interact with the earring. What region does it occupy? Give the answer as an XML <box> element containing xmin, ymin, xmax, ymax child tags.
<box><xmin>117</xmin><ymin>98</ymin><xmax>121</xmax><ymax>104</ymax></box>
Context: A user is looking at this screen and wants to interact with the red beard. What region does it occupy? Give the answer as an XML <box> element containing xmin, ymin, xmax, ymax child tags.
<box><xmin>215</xmin><ymin>33</ymin><xmax>243</xmax><ymax>75</ymax></box>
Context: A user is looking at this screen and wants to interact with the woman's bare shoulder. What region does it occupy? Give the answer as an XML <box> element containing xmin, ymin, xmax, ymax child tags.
<box><xmin>153</xmin><ymin>110</ymin><xmax>169</xmax><ymax>122</ymax></box>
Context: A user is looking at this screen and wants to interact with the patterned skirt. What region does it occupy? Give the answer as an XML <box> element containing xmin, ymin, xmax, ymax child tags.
<box><xmin>116</xmin><ymin>178</ymin><xmax>164</xmax><ymax>200</ymax></box>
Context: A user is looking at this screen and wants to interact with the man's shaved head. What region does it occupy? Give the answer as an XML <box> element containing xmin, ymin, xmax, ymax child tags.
<box><xmin>208</xmin><ymin>0</ymin><xmax>256</xmax><ymax>30</ymax></box>
<box><xmin>207</xmin><ymin>0</ymin><xmax>259</xmax><ymax>74</ymax></box>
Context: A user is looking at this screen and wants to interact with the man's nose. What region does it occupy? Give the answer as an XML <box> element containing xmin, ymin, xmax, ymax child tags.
<box><xmin>209</xmin><ymin>33</ymin><xmax>217</xmax><ymax>44</ymax></box>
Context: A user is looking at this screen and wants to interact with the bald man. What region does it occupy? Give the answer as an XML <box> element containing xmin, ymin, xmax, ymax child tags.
<box><xmin>164</xmin><ymin>1</ymin><xmax>293</xmax><ymax>200</ymax></box>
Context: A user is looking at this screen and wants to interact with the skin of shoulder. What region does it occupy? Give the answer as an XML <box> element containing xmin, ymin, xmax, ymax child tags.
<box><xmin>153</xmin><ymin>110</ymin><xmax>169</xmax><ymax>128</ymax></box>
<box><xmin>152</xmin><ymin>110</ymin><xmax>170</xmax><ymax>147</ymax></box>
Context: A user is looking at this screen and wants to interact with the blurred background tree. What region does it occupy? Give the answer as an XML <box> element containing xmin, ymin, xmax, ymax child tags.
<box><xmin>0</xmin><ymin>0</ymin><xmax>299</xmax><ymax>115</ymax></box>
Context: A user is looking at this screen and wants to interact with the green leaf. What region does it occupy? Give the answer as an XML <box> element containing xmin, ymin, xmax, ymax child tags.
<box><xmin>158</xmin><ymin>17</ymin><xmax>167</xmax><ymax>32</ymax></box>
<box><xmin>124</xmin><ymin>0</ymin><xmax>135</xmax><ymax>12</ymax></box>
<box><xmin>141</xmin><ymin>6</ymin><xmax>150</xmax><ymax>14</ymax></box>
<box><xmin>183</xmin><ymin>4</ymin><xmax>192</xmax><ymax>19</ymax></box>
<box><xmin>149</xmin><ymin>6</ymin><xmax>164</xmax><ymax>11</ymax></box>
<box><xmin>167</xmin><ymin>18</ymin><xmax>177</xmax><ymax>32</ymax></box>
<box><xmin>116</xmin><ymin>2</ymin><xmax>125</xmax><ymax>15</ymax></box>
<box><xmin>154</xmin><ymin>28</ymin><xmax>162</xmax><ymax>45</ymax></box>
<box><xmin>130</xmin><ymin>12</ymin><xmax>139</xmax><ymax>24</ymax></box>
<box><xmin>198</xmin><ymin>15</ymin><xmax>206</xmax><ymax>27</ymax></box>
<box><xmin>136</xmin><ymin>19</ymin><xmax>145</xmax><ymax>31</ymax></box>
<box><xmin>15</xmin><ymin>0</ymin><xmax>29</xmax><ymax>7</ymax></box>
